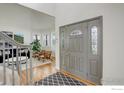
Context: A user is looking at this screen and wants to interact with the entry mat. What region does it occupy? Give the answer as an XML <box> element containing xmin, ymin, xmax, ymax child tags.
<box><xmin>35</xmin><ymin>72</ymin><xmax>86</xmax><ymax>86</ymax></box>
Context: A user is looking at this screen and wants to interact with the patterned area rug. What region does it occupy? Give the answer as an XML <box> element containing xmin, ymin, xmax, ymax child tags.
<box><xmin>35</xmin><ymin>72</ymin><xmax>86</xmax><ymax>86</ymax></box>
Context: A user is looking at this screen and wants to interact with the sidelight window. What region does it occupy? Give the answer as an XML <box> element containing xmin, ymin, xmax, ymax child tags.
<box><xmin>61</xmin><ymin>31</ymin><xmax>64</xmax><ymax>48</ymax></box>
<box><xmin>91</xmin><ymin>26</ymin><xmax>98</xmax><ymax>55</ymax></box>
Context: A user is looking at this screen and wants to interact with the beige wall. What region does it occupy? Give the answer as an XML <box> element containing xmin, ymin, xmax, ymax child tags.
<box><xmin>0</xmin><ymin>3</ymin><xmax>55</xmax><ymax>45</ymax></box>
<box><xmin>0</xmin><ymin>4</ymin><xmax>32</xmax><ymax>44</ymax></box>
<box><xmin>55</xmin><ymin>3</ymin><xmax>124</xmax><ymax>85</ymax></box>
<box><xmin>20</xmin><ymin>3</ymin><xmax>56</xmax><ymax>17</ymax></box>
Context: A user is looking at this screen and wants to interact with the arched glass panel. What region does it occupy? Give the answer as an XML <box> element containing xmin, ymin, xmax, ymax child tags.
<box><xmin>70</xmin><ymin>30</ymin><xmax>83</xmax><ymax>36</ymax></box>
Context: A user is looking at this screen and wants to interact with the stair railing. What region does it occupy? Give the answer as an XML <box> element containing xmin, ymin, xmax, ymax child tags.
<box><xmin>0</xmin><ymin>31</ymin><xmax>32</xmax><ymax>85</ymax></box>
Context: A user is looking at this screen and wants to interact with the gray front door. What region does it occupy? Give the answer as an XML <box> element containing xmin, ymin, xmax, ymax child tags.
<box><xmin>67</xmin><ymin>23</ymin><xmax>88</xmax><ymax>80</ymax></box>
<box><xmin>60</xmin><ymin>17</ymin><xmax>102</xmax><ymax>85</ymax></box>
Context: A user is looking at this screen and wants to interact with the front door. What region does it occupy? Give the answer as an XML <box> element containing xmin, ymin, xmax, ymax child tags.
<box><xmin>67</xmin><ymin>23</ymin><xmax>88</xmax><ymax>80</ymax></box>
<box><xmin>60</xmin><ymin>17</ymin><xmax>102</xmax><ymax>85</ymax></box>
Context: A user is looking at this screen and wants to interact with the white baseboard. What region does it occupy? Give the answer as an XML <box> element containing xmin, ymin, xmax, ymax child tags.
<box><xmin>101</xmin><ymin>77</ymin><xmax>124</xmax><ymax>85</ymax></box>
<box><xmin>0</xmin><ymin>82</ymin><xmax>3</xmax><ymax>85</ymax></box>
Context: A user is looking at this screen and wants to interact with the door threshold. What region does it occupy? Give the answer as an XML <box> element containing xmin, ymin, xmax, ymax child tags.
<box><xmin>60</xmin><ymin>69</ymin><xmax>96</xmax><ymax>86</ymax></box>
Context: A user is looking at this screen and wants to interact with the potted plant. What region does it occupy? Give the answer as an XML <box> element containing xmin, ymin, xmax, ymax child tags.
<box><xmin>31</xmin><ymin>35</ymin><xmax>42</xmax><ymax>52</ymax></box>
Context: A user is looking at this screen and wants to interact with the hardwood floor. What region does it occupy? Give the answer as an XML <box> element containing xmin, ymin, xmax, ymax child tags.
<box><xmin>21</xmin><ymin>62</ymin><xmax>57</xmax><ymax>85</ymax></box>
<box><xmin>20</xmin><ymin>60</ymin><xmax>94</xmax><ymax>86</ymax></box>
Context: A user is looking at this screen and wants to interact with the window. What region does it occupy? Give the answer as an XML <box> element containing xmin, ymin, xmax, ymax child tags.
<box><xmin>61</xmin><ymin>31</ymin><xmax>64</xmax><ymax>48</ymax></box>
<box><xmin>42</xmin><ymin>33</ymin><xmax>49</xmax><ymax>47</ymax></box>
<box><xmin>33</xmin><ymin>35</ymin><xmax>40</xmax><ymax>41</ymax></box>
<box><xmin>51</xmin><ymin>32</ymin><xmax>56</xmax><ymax>52</ymax></box>
<box><xmin>46</xmin><ymin>35</ymin><xmax>48</xmax><ymax>46</ymax></box>
<box><xmin>91</xmin><ymin>26</ymin><xmax>98</xmax><ymax>55</ymax></box>
<box><xmin>70</xmin><ymin>30</ymin><xmax>83</xmax><ymax>36</ymax></box>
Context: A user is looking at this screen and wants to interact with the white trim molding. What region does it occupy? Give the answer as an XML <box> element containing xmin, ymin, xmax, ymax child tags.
<box><xmin>101</xmin><ymin>77</ymin><xmax>124</xmax><ymax>85</ymax></box>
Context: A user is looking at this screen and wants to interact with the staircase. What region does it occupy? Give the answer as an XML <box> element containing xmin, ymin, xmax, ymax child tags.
<box><xmin>0</xmin><ymin>31</ymin><xmax>32</xmax><ymax>85</ymax></box>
